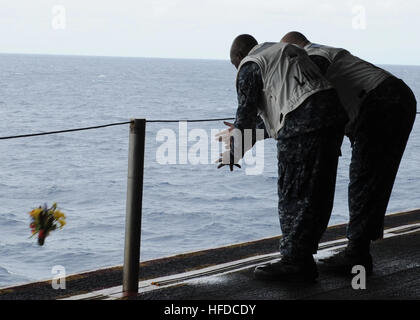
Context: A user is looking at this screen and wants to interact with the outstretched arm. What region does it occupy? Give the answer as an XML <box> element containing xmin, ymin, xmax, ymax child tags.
<box><xmin>217</xmin><ymin>62</ymin><xmax>266</xmax><ymax>170</ymax></box>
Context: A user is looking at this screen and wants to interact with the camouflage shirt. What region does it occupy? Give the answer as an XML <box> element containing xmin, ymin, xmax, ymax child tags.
<box><xmin>234</xmin><ymin>62</ymin><xmax>269</xmax><ymax>138</ymax></box>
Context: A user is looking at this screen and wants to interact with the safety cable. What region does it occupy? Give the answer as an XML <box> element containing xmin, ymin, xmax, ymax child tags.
<box><xmin>0</xmin><ymin>118</ymin><xmax>235</xmax><ymax>140</ymax></box>
<box><xmin>2</xmin><ymin>113</ymin><xmax>419</xmax><ymax>140</ymax></box>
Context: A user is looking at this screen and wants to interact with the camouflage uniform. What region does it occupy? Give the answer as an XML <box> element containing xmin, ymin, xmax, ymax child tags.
<box><xmin>346</xmin><ymin>77</ymin><xmax>417</xmax><ymax>242</ymax></box>
<box><xmin>309</xmin><ymin>55</ymin><xmax>417</xmax><ymax>243</ymax></box>
<box><xmin>234</xmin><ymin>62</ymin><xmax>347</xmax><ymax>260</ymax></box>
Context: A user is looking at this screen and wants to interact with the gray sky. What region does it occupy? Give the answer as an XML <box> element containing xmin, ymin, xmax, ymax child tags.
<box><xmin>1</xmin><ymin>0</ymin><xmax>419</xmax><ymax>65</ymax></box>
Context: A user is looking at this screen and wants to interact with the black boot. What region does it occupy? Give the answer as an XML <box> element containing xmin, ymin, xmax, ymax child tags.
<box><xmin>254</xmin><ymin>255</ymin><xmax>318</xmax><ymax>282</ymax></box>
<box><xmin>319</xmin><ymin>238</ymin><xmax>373</xmax><ymax>275</ymax></box>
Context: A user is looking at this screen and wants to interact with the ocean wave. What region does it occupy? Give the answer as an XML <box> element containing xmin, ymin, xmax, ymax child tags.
<box><xmin>0</xmin><ymin>218</ymin><xmax>22</xmax><ymax>227</ymax></box>
<box><xmin>0</xmin><ymin>266</ymin><xmax>32</xmax><ymax>288</ymax></box>
<box><xmin>147</xmin><ymin>181</ymin><xmax>187</xmax><ymax>188</ymax></box>
<box><xmin>0</xmin><ymin>266</ymin><xmax>11</xmax><ymax>276</ymax></box>
<box><xmin>224</xmin><ymin>195</ymin><xmax>264</xmax><ymax>201</ymax></box>
<box><xmin>145</xmin><ymin>234</ymin><xmax>180</xmax><ymax>242</ymax></box>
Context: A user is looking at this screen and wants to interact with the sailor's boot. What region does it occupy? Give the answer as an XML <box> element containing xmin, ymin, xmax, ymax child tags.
<box><xmin>319</xmin><ymin>238</ymin><xmax>373</xmax><ymax>275</ymax></box>
<box><xmin>254</xmin><ymin>255</ymin><xmax>318</xmax><ymax>282</ymax></box>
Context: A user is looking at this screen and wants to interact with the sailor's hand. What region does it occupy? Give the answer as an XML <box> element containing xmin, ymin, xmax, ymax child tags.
<box><xmin>216</xmin><ymin>151</ymin><xmax>241</xmax><ymax>171</ymax></box>
<box><xmin>215</xmin><ymin>121</ymin><xmax>235</xmax><ymax>147</ymax></box>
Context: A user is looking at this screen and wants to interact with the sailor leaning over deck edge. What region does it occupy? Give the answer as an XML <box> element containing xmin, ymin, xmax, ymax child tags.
<box><xmin>281</xmin><ymin>31</ymin><xmax>417</xmax><ymax>275</ymax></box>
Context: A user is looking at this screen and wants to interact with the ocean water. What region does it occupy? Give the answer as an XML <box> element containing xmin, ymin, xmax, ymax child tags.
<box><xmin>0</xmin><ymin>54</ymin><xmax>419</xmax><ymax>287</ymax></box>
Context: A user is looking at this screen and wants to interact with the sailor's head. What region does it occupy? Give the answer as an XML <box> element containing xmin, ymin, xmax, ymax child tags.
<box><xmin>230</xmin><ymin>34</ymin><xmax>258</xmax><ymax>69</ymax></box>
<box><xmin>281</xmin><ymin>31</ymin><xmax>310</xmax><ymax>47</ymax></box>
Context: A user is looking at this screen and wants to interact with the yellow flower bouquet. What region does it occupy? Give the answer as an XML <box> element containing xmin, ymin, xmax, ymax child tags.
<box><xmin>28</xmin><ymin>203</ymin><xmax>66</xmax><ymax>245</ymax></box>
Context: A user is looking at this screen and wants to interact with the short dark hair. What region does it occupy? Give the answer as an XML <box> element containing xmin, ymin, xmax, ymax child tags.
<box><xmin>281</xmin><ymin>31</ymin><xmax>309</xmax><ymax>46</ymax></box>
<box><xmin>230</xmin><ymin>34</ymin><xmax>258</xmax><ymax>60</ymax></box>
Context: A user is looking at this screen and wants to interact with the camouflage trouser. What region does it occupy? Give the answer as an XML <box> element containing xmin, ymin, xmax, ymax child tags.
<box><xmin>277</xmin><ymin>125</ymin><xmax>345</xmax><ymax>259</ymax></box>
<box><xmin>347</xmin><ymin>77</ymin><xmax>417</xmax><ymax>241</ymax></box>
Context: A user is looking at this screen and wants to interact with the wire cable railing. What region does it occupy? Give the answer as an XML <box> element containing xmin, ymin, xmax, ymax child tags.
<box><xmin>0</xmin><ymin>117</ymin><xmax>235</xmax><ymax>140</ymax></box>
<box><xmin>2</xmin><ymin>112</ymin><xmax>419</xmax><ymax>141</ymax></box>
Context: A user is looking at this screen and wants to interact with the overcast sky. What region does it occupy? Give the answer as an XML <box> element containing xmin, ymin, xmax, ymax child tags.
<box><xmin>0</xmin><ymin>0</ymin><xmax>419</xmax><ymax>65</ymax></box>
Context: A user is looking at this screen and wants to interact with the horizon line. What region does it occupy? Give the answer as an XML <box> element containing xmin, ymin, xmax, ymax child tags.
<box><xmin>0</xmin><ymin>51</ymin><xmax>228</xmax><ymax>62</ymax></box>
<box><xmin>0</xmin><ymin>51</ymin><xmax>419</xmax><ymax>67</ymax></box>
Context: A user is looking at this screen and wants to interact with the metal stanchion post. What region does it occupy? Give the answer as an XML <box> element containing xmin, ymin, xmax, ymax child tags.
<box><xmin>122</xmin><ymin>119</ymin><xmax>146</xmax><ymax>296</ymax></box>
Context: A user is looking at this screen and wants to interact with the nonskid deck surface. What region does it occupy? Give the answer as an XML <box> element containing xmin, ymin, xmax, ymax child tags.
<box><xmin>66</xmin><ymin>223</ymin><xmax>420</xmax><ymax>300</ymax></box>
<box><xmin>1</xmin><ymin>209</ymin><xmax>420</xmax><ymax>300</ymax></box>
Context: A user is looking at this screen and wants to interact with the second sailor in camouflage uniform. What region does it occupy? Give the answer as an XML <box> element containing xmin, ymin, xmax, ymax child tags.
<box><xmin>280</xmin><ymin>31</ymin><xmax>417</xmax><ymax>274</ymax></box>
<box><xmin>346</xmin><ymin>77</ymin><xmax>417</xmax><ymax>242</ymax></box>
